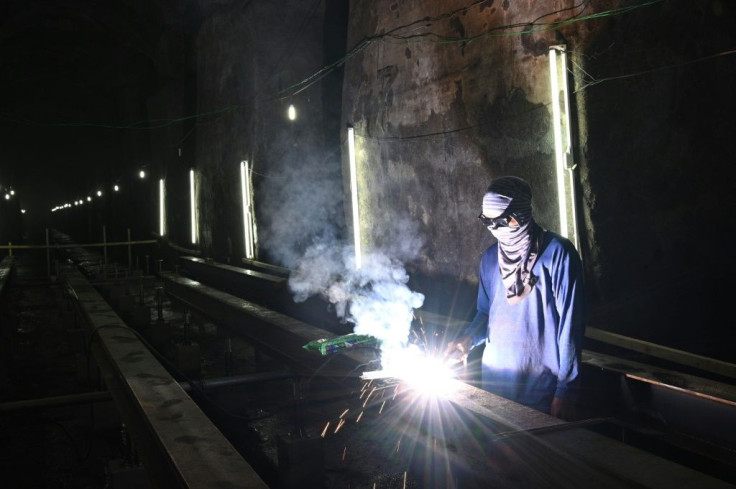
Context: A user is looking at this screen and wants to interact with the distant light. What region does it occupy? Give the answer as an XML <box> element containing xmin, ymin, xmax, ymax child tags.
<box><xmin>9</xmin><ymin>190</ymin><xmax>15</xmax><ymax>195</ymax></box>
<box><xmin>75</xmin><ymin>201</ymin><xmax>79</xmax><ymax>206</ymax></box>
<box><xmin>21</xmin><ymin>209</ymin><xmax>26</xmax><ymax>214</ymax></box>
<box><xmin>87</xmin><ymin>196</ymin><xmax>92</xmax><ymax>202</ymax></box>
<box><xmin>114</xmin><ymin>185</ymin><xmax>119</xmax><ymax>192</ymax></box>
<box><xmin>139</xmin><ymin>170</ymin><xmax>146</xmax><ymax>179</ymax></box>
<box><xmin>4</xmin><ymin>194</ymin><xmax>8</xmax><ymax>200</ymax></box>
<box><xmin>96</xmin><ymin>190</ymin><xmax>102</xmax><ymax>197</ymax></box>
<box><xmin>287</xmin><ymin>104</ymin><xmax>296</xmax><ymax>121</ymax></box>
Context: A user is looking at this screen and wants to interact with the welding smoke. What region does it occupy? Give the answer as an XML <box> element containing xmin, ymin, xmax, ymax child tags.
<box><xmin>258</xmin><ymin>149</ymin><xmax>345</xmax><ymax>269</ymax></box>
<box><xmin>260</xmin><ymin>145</ymin><xmax>425</xmax><ymax>368</ymax></box>
<box><xmin>289</xmin><ymin>242</ymin><xmax>425</xmax><ymax>366</ymax></box>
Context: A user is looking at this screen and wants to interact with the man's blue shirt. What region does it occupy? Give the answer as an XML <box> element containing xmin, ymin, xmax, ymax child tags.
<box><xmin>466</xmin><ymin>231</ymin><xmax>586</xmax><ymax>413</ymax></box>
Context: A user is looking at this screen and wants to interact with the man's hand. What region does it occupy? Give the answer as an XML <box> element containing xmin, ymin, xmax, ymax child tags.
<box><xmin>444</xmin><ymin>335</ymin><xmax>473</xmax><ymax>367</ymax></box>
<box><xmin>550</xmin><ymin>396</ymin><xmax>577</xmax><ymax>421</ymax></box>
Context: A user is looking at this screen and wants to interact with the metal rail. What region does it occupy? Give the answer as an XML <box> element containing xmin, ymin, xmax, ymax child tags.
<box><xmin>0</xmin><ymin>255</ymin><xmax>13</xmax><ymax>295</ymax></box>
<box><xmin>63</xmin><ymin>264</ymin><xmax>270</xmax><ymax>489</ymax></box>
<box><xmin>585</xmin><ymin>327</ymin><xmax>736</xmax><ymax>380</ymax></box>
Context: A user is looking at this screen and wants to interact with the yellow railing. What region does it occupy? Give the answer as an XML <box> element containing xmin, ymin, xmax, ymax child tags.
<box><xmin>0</xmin><ymin>227</ymin><xmax>158</xmax><ymax>277</ymax></box>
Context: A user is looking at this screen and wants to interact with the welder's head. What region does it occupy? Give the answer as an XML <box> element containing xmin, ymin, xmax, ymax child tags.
<box><xmin>479</xmin><ymin>176</ymin><xmax>533</xmax><ymax>238</ymax></box>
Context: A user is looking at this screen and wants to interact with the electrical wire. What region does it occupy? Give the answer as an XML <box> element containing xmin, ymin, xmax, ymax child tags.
<box><xmin>0</xmin><ymin>0</ymin><xmax>664</xmax><ymax>131</ymax></box>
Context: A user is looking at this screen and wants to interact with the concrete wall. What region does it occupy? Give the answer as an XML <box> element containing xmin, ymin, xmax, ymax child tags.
<box><xmin>149</xmin><ymin>0</ymin><xmax>735</xmax><ymax>360</ymax></box>
<box><xmin>339</xmin><ymin>0</ymin><xmax>735</xmax><ymax>356</ymax></box>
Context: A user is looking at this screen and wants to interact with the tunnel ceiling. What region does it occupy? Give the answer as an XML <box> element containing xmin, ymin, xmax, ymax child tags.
<box><xmin>0</xmin><ymin>0</ymin><xmax>170</xmax><ymax>209</ymax></box>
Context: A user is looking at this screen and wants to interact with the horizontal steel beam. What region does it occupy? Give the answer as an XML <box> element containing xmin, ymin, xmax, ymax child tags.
<box><xmin>586</xmin><ymin>327</ymin><xmax>736</xmax><ymax>380</ymax></box>
<box><xmin>161</xmin><ymin>271</ymin><xmax>376</xmax><ymax>378</ymax></box>
<box><xmin>63</xmin><ymin>265</ymin><xmax>270</xmax><ymax>489</ymax></box>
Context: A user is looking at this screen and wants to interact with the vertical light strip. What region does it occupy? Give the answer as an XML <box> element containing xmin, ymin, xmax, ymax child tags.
<box><xmin>549</xmin><ymin>44</ymin><xmax>580</xmax><ymax>251</ymax></box>
<box><xmin>240</xmin><ymin>160</ymin><xmax>255</xmax><ymax>259</ymax></box>
<box><xmin>558</xmin><ymin>47</ymin><xmax>580</xmax><ymax>252</ymax></box>
<box><xmin>189</xmin><ymin>169</ymin><xmax>196</xmax><ymax>244</ymax></box>
<box><xmin>159</xmin><ymin>178</ymin><xmax>165</xmax><ymax>236</ymax></box>
<box><xmin>347</xmin><ymin>126</ymin><xmax>361</xmax><ymax>269</ymax></box>
<box><xmin>549</xmin><ymin>47</ymin><xmax>568</xmax><ymax>238</ymax></box>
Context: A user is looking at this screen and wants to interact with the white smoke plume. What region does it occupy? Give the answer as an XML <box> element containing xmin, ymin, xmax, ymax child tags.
<box><xmin>288</xmin><ymin>242</ymin><xmax>425</xmax><ymax>368</ymax></box>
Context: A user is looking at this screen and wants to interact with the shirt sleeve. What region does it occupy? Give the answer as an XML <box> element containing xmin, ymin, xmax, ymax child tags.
<box><xmin>463</xmin><ymin>250</ymin><xmax>492</xmax><ymax>349</ymax></box>
<box><xmin>550</xmin><ymin>241</ymin><xmax>587</xmax><ymax>400</ymax></box>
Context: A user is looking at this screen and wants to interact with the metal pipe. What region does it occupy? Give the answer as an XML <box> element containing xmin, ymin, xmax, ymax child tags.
<box><xmin>0</xmin><ymin>372</ymin><xmax>295</xmax><ymax>414</ymax></box>
<box><xmin>0</xmin><ymin>391</ymin><xmax>112</xmax><ymax>413</ymax></box>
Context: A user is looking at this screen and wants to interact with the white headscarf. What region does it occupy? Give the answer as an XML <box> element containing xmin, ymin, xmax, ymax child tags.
<box><xmin>482</xmin><ymin>176</ymin><xmax>544</xmax><ymax>305</ymax></box>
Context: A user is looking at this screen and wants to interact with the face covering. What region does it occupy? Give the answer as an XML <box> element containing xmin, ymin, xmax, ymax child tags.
<box><xmin>482</xmin><ymin>177</ymin><xmax>544</xmax><ymax>304</ymax></box>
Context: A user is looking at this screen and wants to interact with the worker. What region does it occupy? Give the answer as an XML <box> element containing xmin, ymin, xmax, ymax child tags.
<box><xmin>446</xmin><ymin>176</ymin><xmax>586</xmax><ymax>420</ymax></box>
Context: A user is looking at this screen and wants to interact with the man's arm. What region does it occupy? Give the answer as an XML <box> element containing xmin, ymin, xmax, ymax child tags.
<box><xmin>551</xmin><ymin>240</ymin><xmax>587</xmax><ymax>419</ymax></box>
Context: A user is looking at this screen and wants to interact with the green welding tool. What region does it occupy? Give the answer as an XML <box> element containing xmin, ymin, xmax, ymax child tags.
<box><xmin>302</xmin><ymin>333</ymin><xmax>378</xmax><ymax>356</ymax></box>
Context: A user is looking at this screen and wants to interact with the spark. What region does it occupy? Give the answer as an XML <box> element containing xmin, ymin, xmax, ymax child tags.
<box><xmin>379</xmin><ymin>400</ymin><xmax>386</xmax><ymax>414</ymax></box>
<box><xmin>342</xmin><ymin>446</ymin><xmax>347</xmax><ymax>461</ymax></box>
<box><xmin>356</xmin><ymin>411</ymin><xmax>364</xmax><ymax>423</ymax></box>
<box><xmin>340</xmin><ymin>409</ymin><xmax>350</xmax><ymax>418</ymax></box>
<box><xmin>321</xmin><ymin>421</ymin><xmax>330</xmax><ymax>438</ymax></box>
<box><xmin>362</xmin><ymin>386</ymin><xmax>377</xmax><ymax>407</ymax></box>
<box><xmin>334</xmin><ymin>418</ymin><xmax>346</xmax><ymax>434</ymax></box>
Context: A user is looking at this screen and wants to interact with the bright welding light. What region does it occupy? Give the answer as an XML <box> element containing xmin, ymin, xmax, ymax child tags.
<box><xmin>363</xmin><ymin>346</ymin><xmax>459</xmax><ymax>398</ymax></box>
<box><xmin>96</xmin><ymin>190</ymin><xmax>102</xmax><ymax>197</ymax></box>
<box><xmin>287</xmin><ymin>104</ymin><xmax>296</xmax><ymax>121</ymax></box>
<box><xmin>139</xmin><ymin>170</ymin><xmax>146</xmax><ymax>179</ymax></box>
<box><xmin>114</xmin><ymin>185</ymin><xmax>119</xmax><ymax>192</ymax></box>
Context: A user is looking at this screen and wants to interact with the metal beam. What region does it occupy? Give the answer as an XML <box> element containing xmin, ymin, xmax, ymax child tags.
<box><xmin>63</xmin><ymin>265</ymin><xmax>270</xmax><ymax>489</ymax></box>
<box><xmin>586</xmin><ymin>327</ymin><xmax>736</xmax><ymax>380</ymax></box>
